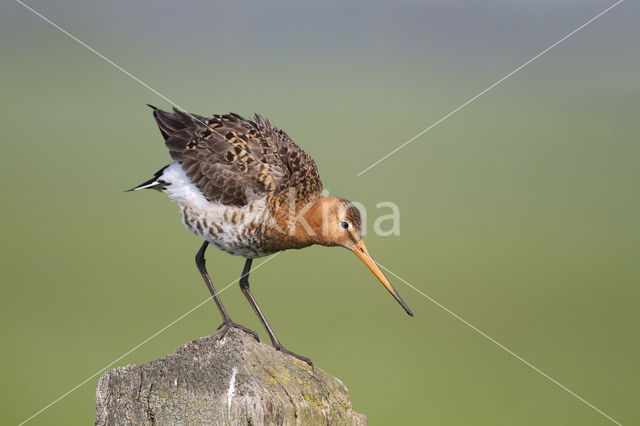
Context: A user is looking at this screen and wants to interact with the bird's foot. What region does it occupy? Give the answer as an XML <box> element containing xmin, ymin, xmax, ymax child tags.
<box><xmin>217</xmin><ymin>320</ymin><xmax>260</xmax><ymax>342</ymax></box>
<box><xmin>275</xmin><ymin>344</ymin><xmax>313</xmax><ymax>368</ymax></box>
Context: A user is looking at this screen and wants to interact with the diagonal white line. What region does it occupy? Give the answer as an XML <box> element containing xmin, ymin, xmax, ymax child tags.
<box><xmin>17</xmin><ymin>252</ymin><xmax>282</xmax><ymax>426</ymax></box>
<box><xmin>14</xmin><ymin>0</ymin><xmax>284</xmax><ymax>177</ymax></box>
<box><xmin>376</xmin><ymin>262</ymin><xmax>623</xmax><ymax>426</ymax></box>
<box><xmin>15</xmin><ymin>0</ymin><xmax>177</xmax><ymax>114</ymax></box>
<box><xmin>356</xmin><ymin>0</ymin><xmax>624</xmax><ymax>176</ymax></box>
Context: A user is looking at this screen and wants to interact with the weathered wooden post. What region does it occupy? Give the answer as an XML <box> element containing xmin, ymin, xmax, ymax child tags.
<box><xmin>95</xmin><ymin>329</ymin><xmax>366</xmax><ymax>425</ymax></box>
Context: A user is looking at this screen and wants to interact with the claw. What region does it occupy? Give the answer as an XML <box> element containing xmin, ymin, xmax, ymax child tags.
<box><xmin>217</xmin><ymin>320</ymin><xmax>260</xmax><ymax>342</ymax></box>
<box><xmin>275</xmin><ymin>344</ymin><xmax>313</xmax><ymax>368</ymax></box>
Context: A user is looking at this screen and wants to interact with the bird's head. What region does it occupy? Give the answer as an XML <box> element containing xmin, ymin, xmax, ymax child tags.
<box><xmin>313</xmin><ymin>197</ymin><xmax>364</xmax><ymax>248</ymax></box>
<box><xmin>310</xmin><ymin>197</ymin><xmax>413</xmax><ymax>316</ymax></box>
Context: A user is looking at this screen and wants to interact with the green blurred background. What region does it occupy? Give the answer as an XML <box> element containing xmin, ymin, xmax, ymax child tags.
<box><xmin>1</xmin><ymin>0</ymin><xmax>638</xmax><ymax>424</ymax></box>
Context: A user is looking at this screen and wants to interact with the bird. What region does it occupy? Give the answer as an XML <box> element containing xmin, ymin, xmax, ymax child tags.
<box><xmin>129</xmin><ymin>105</ymin><xmax>413</xmax><ymax>366</ymax></box>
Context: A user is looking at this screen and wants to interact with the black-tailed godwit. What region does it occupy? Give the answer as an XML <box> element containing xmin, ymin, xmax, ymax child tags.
<box><xmin>130</xmin><ymin>106</ymin><xmax>413</xmax><ymax>366</ymax></box>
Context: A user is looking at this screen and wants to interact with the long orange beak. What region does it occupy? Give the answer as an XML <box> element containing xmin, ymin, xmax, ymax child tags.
<box><xmin>351</xmin><ymin>240</ymin><xmax>413</xmax><ymax>316</ymax></box>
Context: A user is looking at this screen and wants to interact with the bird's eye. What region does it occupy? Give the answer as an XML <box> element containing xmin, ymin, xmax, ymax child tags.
<box><xmin>341</xmin><ymin>221</ymin><xmax>349</xmax><ymax>229</ymax></box>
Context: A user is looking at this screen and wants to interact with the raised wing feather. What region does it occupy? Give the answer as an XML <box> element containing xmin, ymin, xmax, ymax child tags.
<box><xmin>150</xmin><ymin>106</ymin><xmax>322</xmax><ymax>206</ymax></box>
<box><xmin>253</xmin><ymin>113</ymin><xmax>323</xmax><ymax>201</ymax></box>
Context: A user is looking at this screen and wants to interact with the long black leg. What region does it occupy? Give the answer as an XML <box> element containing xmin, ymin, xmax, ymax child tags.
<box><xmin>239</xmin><ymin>258</ymin><xmax>312</xmax><ymax>367</ymax></box>
<box><xmin>195</xmin><ymin>242</ymin><xmax>258</xmax><ymax>341</ymax></box>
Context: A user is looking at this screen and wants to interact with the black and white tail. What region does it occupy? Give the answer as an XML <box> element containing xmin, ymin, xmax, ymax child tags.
<box><xmin>127</xmin><ymin>164</ymin><xmax>170</xmax><ymax>192</ymax></box>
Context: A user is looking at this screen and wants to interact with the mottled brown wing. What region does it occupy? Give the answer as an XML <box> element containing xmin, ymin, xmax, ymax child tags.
<box><xmin>150</xmin><ymin>106</ymin><xmax>321</xmax><ymax>206</ymax></box>
<box><xmin>253</xmin><ymin>113</ymin><xmax>323</xmax><ymax>201</ymax></box>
